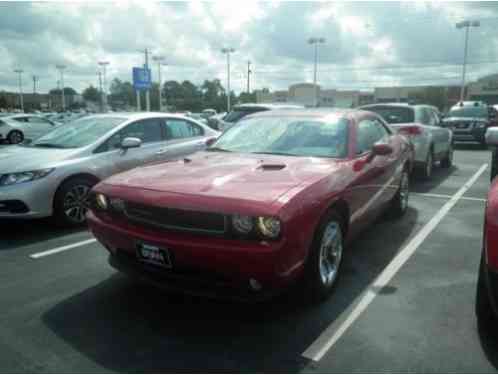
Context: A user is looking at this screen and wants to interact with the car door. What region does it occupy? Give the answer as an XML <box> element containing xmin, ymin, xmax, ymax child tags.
<box><xmin>159</xmin><ymin>118</ymin><xmax>207</xmax><ymax>160</ymax></box>
<box><xmin>93</xmin><ymin>118</ymin><xmax>165</xmax><ymax>177</ymax></box>
<box><xmin>350</xmin><ymin>116</ymin><xmax>395</xmax><ymax>227</ymax></box>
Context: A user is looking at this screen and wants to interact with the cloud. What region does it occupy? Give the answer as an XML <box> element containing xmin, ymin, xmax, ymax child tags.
<box><xmin>0</xmin><ymin>1</ymin><xmax>498</xmax><ymax>95</ymax></box>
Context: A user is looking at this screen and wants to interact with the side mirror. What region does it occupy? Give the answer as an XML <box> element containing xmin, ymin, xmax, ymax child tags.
<box><xmin>121</xmin><ymin>137</ymin><xmax>142</xmax><ymax>149</ymax></box>
<box><xmin>486</xmin><ymin>127</ymin><xmax>498</xmax><ymax>146</ymax></box>
<box><xmin>372</xmin><ymin>142</ymin><xmax>393</xmax><ymax>156</ymax></box>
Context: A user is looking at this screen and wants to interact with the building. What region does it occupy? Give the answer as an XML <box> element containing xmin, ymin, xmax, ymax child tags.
<box><xmin>467</xmin><ymin>74</ymin><xmax>498</xmax><ymax>105</ymax></box>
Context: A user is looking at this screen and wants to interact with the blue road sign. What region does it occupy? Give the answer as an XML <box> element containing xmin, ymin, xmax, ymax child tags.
<box><xmin>132</xmin><ymin>67</ymin><xmax>151</xmax><ymax>90</ymax></box>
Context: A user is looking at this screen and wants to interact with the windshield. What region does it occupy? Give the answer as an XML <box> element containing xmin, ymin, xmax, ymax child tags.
<box><xmin>447</xmin><ymin>106</ymin><xmax>488</xmax><ymax>118</ymax></box>
<box><xmin>223</xmin><ymin>108</ymin><xmax>266</xmax><ymax>123</ymax></box>
<box><xmin>29</xmin><ymin>116</ymin><xmax>126</xmax><ymax>148</ymax></box>
<box><xmin>364</xmin><ymin>106</ymin><xmax>415</xmax><ymax>124</ymax></box>
<box><xmin>211</xmin><ymin>116</ymin><xmax>349</xmax><ymax>158</ymax></box>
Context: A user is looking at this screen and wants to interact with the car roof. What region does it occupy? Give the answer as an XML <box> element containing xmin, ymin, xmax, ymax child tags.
<box><xmin>82</xmin><ymin>112</ymin><xmax>201</xmax><ymax>121</ymax></box>
<box><xmin>243</xmin><ymin>108</ymin><xmax>361</xmax><ymax>120</ymax></box>
<box><xmin>233</xmin><ymin>103</ymin><xmax>305</xmax><ymax>110</ymax></box>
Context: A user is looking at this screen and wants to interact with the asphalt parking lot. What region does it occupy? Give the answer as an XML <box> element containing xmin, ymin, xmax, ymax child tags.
<box><xmin>0</xmin><ymin>145</ymin><xmax>496</xmax><ymax>373</ymax></box>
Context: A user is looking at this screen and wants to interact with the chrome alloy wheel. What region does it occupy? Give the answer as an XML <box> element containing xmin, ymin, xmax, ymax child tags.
<box><xmin>63</xmin><ymin>184</ymin><xmax>91</xmax><ymax>223</ymax></box>
<box><xmin>8</xmin><ymin>131</ymin><xmax>23</xmax><ymax>144</ymax></box>
<box><xmin>319</xmin><ymin>221</ymin><xmax>343</xmax><ymax>287</ymax></box>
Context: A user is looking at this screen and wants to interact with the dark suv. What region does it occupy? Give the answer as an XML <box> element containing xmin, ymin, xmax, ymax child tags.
<box><xmin>441</xmin><ymin>101</ymin><xmax>498</xmax><ymax>145</ymax></box>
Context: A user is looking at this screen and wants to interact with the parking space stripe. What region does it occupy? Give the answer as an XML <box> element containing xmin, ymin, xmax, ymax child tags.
<box><xmin>302</xmin><ymin>163</ymin><xmax>488</xmax><ymax>362</ymax></box>
<box><xmin>29</xmin><ymin>238</ymin><xmax>97</xmax><ymax>259</ymax></box>
<box><xmin>414</xmin><ymin>192</ymin><xmax>486</xmax><ymax>202</ymax></box>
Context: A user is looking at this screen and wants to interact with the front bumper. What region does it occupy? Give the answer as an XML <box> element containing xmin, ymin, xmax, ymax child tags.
<box><xmin>0</xmin><ymin>178</ymin><xmax>55</xmax><ymax>219</ymax></box>
<box><xmin>447</xmin><ymin>127</ymin><xmax>486</xmax><ymax>143</ymax></box>
<box><xmin>87</xmin><ymin>211</ymin><xmax>302</xmax><ymax>301</ymax></box>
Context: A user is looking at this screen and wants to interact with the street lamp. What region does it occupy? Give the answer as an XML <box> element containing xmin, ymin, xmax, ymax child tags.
<box><xmin>221</xmin><ymin>47</ymin><xmax>235</xmax><ymax>112</ymax></box>
<box><xmin>308</xmin><ymin>37</ymin><xmax>326</xmax><ymax>107</ymax></box>
<box><xmin>456</xmin><ymin>20</ymin><xmax>480</xmax><ymax>103</ymax></box>
<box><xmin>13</xmin><ymin>69</ymin><xmax>24</xmax><ymax>112</ymax></box>
<box><xmin>98</xmin><ymin>61</ymin><xmax>110</xmax><ymax>110</ymax></box>
<box><xmin>56</xmin><ymin>65</ymin><xmax>66</xmax><ymax>111</ymax></box>
<box><xmin>152</xmin><ymin>55</ymin><xmax>166</xmax><ymax>111</ymax></box>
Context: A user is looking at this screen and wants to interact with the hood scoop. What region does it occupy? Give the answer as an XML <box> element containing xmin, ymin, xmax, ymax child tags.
<box><xmin>257</xmin><ymin>163</ymin><xmax>286</xmax><ymax>171</ymax></box>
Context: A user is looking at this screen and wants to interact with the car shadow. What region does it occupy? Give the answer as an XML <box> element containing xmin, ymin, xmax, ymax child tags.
<box><xmin>0</xmin><ymin>218</ymin><xmax>87</xmax><ymax>251</ymax></box>
<box><xmin>410</xmin><ymin>164</ymin><xmax>458</xmax><ymax>194</ymax></box>
<box><xmin>42</xmin><ymin>208</ymin><xmax>419</xmax><ymax>373</ymax></box>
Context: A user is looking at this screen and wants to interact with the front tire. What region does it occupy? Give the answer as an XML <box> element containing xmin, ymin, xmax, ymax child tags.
<box><xmin>304</xmin><ymin>210</ymin><xmax>345</xmax><ymax>301</ymax></box>
<box><xmin>53</xmin><ymin>177</ymin><xmax>97</xmax><ymax>227</ymax></box>
<box><xmin>7</xmin><ymin>130</ymin><xmax>24</xmax><ymax>144</ymax></box>
<box><xmin>440</xmin><ymin>143</ymin><xmax>453</xmax><ymax>169</ymax></box>
<box><xmin>389</xmin><ymin>169</ymin><xmax>410</xmax><ymax>218</ymax></box>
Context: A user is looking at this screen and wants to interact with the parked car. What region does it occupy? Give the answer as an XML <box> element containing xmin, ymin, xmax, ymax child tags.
<box><xmin>207</xmin><ymin>112</ymin><xmax>227</xmax><ymax>130</ymax></box>
<box><xmin>476</xmin><ymin>127</ymin><xmax>498</xmax><ymax>327</ymax></box>
<box><xmin>441</xmin><ymin>101</ymin><xmax>498</xmax><ymax>147</ymax></box>
<box><xmin>0</xmin><ymin>113</ymin><xmax>219</xmax><ymax>226</ymax></box>
<box><xmin>217</xmin><ymin>103</ymin><xmax>304</xmax><ymax>131</ymax></box>
<box><xmin>359</xmin><ymin>103</ymin><xmax>453</xmax><ymax>179</ymax></box>
<box><xmin>87</xmin><ymin>108</ymin><xmax>413</xmax><ymax>301</ymax></box>
<box><xmin>201</xmin><ymin>109</ymin><xmax>217</xmax><ymax>118</ymax></box>
<box><xmin>0</xmin><ymin>114</ymin><xmax>60</xmax><ymax>144</ymax></box>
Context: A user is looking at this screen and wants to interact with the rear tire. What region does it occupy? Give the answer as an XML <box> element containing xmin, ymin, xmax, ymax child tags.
<box><xmin>7</xmin><ymin>130</ymin><xmax>24</xmax><ymax>144</ymax></box>
<box><xmin>440</xmin><ymin>143</ymin><xmax>453</xmax><ymax>169</ymax></box>
<box><xmin>388</xmin><ymin>169</ymin><xmax>410</xmax><ymax>218</ymax></box>
<box><xmin>303</xmin><ymin>210</ymin><xmax>345</xmax><ymax>302</ymax></box>
<box><xmin>53</xmin><ymin>177</ymin><xmax>97</xmax><ymax>227</ymax></box>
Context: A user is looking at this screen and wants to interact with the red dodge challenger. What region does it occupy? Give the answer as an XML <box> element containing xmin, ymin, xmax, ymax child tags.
<box><xmin>87</xmin><ymin>109</ymin><xmax>413</xmax><ymax>301</ymax></box>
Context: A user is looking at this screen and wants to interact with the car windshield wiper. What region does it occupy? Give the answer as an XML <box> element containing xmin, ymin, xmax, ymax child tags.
<box><xmin>206</xmin><ymin>147</ymin><xmax>232</xmax><ymax>152</ymax></box>
<box><xmin>31</xmin><ymin>143</ymin><xmax>66</xmax><ymax>148</ymax></box>
<box><xmin>251</xmin><ymin>151</ymin><xmax>297</xmax><ymax>156</ymax></box>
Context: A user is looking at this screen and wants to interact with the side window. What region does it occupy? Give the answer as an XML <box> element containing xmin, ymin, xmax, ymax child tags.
<box><xmin>418</xmin><ymin>108</ymin><xmax>431</xmax><ymax>125</ymax></box>
<box><xmin>356</xmin><ymin>118</ymin><xmax>385</xmax><ymax>154</ymax></box>
<box><xmin>27</xmin><ymin>117</ymin><xmax>51</xmax><ymax>125</ymax></box>
<box><xmin>427</xmin><ymin>109</ymin><xmax>438</xmax><ymax>126</ymax></box>
<box><xmin>14</xmin><ymin>117</ymin><xmax>28</xmax><ymax>123</ymax></box>
<box><xmin>163</xmin><ymin>119</ymin><xmax>204</xmax><ymax>140</ymax></box>
<box><xmin>98</xmin><ymin>119</ymin><xmax>163</xmax><ymax>152</ymax></box>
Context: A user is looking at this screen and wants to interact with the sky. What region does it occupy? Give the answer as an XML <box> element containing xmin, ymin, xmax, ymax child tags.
<box><xmin>1</xmin><ymin>1</ymin><xmax>498</xmax><ymax>95</ymax></box>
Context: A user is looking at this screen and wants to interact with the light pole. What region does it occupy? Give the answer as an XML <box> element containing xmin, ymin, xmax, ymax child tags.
<box><xmin>152</xmin><ymin>55</ymin><xmax>166</xmax><ymax>111</ymax></box>
<box><xmin>14</xmin><ymin>69</ymin><xmax>24</xmax><ymax>112</ymax></box>
<box><xmin>56</xmin><ymin>65</ymin><xmax>66</xmax><ymax>111</ymax></box>
<box><xmin>456</xmin><ymin>20</ymin><xmax>480</xmax><ymax>103</ymax></box>
<box><xmin>98</xmin><ymin>61</ymin><xmax>110</xmax><ymax>111</ymax></box>
<box><xmin>308</xmin><ymin>37</ymin><xmax>326</xmax><ymax>107</ymax></box>
<box><xmin>97</xmin><ymin>70</ymin><xmax>104</xmax><ymax>113</ymax></box>
<box><xmin>221</xmin><ymin>47</ymin><xmax>235</xmax><ymax>112</ymax></box>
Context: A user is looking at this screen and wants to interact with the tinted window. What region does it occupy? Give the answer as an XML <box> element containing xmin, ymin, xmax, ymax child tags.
<box><xmin>101</xmin><ymin>118</ymin><xmax>163</xmax><ymax>151</ymax></box>
<box><xmin>416</xmin><ymin>108</ymin><xmax>432</xmax><ymax>125</ymax></box>
<box><xmin>364</xmin><ymin>106</ymin><xmax>415</xmax><ymax>124</ymax></box>
<box><xmin>27</xmin><ymin>117</ymin><xmax>52</xmax><ymax>125</ymax></box>
<box><xmin>163</xmin><ymin>119</ymin><xmax>204</xmax><ymax>139</ymax></box>
<box><xmin>356</xmin><ymin>118</ymin><xmax>386</xmax><ymax>154</ymax></box>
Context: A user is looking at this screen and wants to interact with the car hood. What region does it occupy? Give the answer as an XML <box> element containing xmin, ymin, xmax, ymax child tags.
<box><xmin>0</xmin><ymin>146</ymin><xmax>80</xmax><ymax>173</ymax></box>
<box><xmin>103</xmin><ymin>151</ymin><xmax>341</xmax><ymax>205</ymax></box>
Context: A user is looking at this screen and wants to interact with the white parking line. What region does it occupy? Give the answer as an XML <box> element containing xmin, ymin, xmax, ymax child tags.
<box><xmin>414</xmin><ymin>192</ymin><xmax>486</xmax><ymax>202</ymax></box>
<box><xmin>302</xmin><ymin>163</ymin><xmax>488</xmax><ymax>362</ymax></box>
<box><xmin>29</xmin><ymin>238</ymin><xmax>97</xmax><ymax>259</ymax></box>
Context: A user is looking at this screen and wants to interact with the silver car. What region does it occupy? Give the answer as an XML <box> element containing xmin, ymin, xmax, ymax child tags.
<box><xmin>0</xmin><ymin>114</ymin><xmax>60</xmax><ymax>144</ymax></box>
<box><xmin>360</xmin><ymin>103</ymin><xmax>453</xmax><ymax>179</ymax></box>
<box><xmin>0</xmin><ymin>112</ymin><xmax>219</xmax><ymax>225</ymax></box>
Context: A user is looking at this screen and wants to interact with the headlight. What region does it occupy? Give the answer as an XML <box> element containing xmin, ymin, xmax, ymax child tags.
<box><xmin>0</xmin><ymin>168</ymin><xmax>54</xmax><ymax>186</ymax></box>
<box><xmin>95</xmin><ymin>193</ymin><xmax>108</xmax><ymax>210</ymax></box>
<box><xmin>257</xmin><ymin>216</ymin><xmax>281</xmax><ymax>239</ymax></box>
<box><xmin>232</xmin><ymin>214</ymin><xmax>254</xmax><ymax>234</ymax></box>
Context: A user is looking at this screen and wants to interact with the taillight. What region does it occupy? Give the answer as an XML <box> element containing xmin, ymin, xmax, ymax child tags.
<box><xmin>398</xmin><ymin>125</ymin><xmax>422</xmax><ymax>136</ymax></box>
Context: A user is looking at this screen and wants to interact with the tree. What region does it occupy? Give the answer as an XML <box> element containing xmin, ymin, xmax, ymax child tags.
<box><xmin>82</xmin><ymin>85</ymin><xmax>101</xmax><ymax>103</ymax></box>
<box><xmin>109</xmin><ymin>78</ymin><xmax>135</xmax><ymax>108</ymax></box>
<box><xmin>49</xmin><ymin>87</ymin><xmax>78</xmax><ymax>96</ymax></box>
<box><xmin>0</xmin><ymin>95</ymin><xmax>7</xmax><ymax>109</ymax></box>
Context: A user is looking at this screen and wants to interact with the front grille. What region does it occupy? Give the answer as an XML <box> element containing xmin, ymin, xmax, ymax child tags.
<box><xmin>124</xmin><ymin>201</ymin><xmax>227</xmax><ymax>235</ymax></box>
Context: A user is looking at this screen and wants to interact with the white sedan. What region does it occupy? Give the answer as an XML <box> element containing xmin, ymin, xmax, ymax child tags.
<box><xmin>0</xmin><ymin>114</ymin><xmax>60</xmax><ymax>144</ymax></box>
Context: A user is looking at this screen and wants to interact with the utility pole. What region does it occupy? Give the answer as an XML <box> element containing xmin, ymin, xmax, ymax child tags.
<box><xmin>152</xmin><ymin>55</ymin><xmax>165</xmax><ymax>111</ymax></box>
<box><xmin>456</xmin><ymin>20</ymin><xmax>480</xmax><ymax>103</ymax></box>
<box><xmin>247</xmin><ymin>60</ymin><xmax>252</xmax><ymax>94</ymax></box>
<box><xmin>143</xmin><ymin>48</ymin><xmax>151</xmax><ymax>111</ymax></box>
<box><xmin>221</xmin><ymin>47</ymin><xmax>235</xmax><ymax>112</ymax></box>
<box><xmin>32</xmin><ymin>75</ymin><xmax>39</xmax><ymax>94</ymax></box>
<box><xmin>97</xmin><ymin>70</ymin><xmax>104</xmax><ymax>113</ymax></box>
<box><xmin>56</xmin><ymin>65</ymin><xmax>66</xmax><ymax>111</ymax></box>
<box><xmin>308</xmin><ymin>37</ymin><xmax>326</xmax><ymax>107</ymax></box>
<box><xmin>98</xmin><ymin>61</ymin><xmax>110</xmax><ymax>111</ymax></box>
<box><xmin>14</xmin><ymin>69</ymin><xmax>24</xmax><ymax>112</ymax></box>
